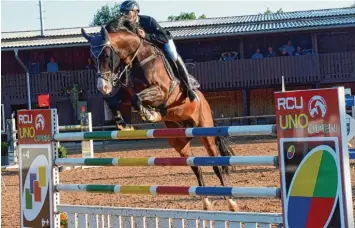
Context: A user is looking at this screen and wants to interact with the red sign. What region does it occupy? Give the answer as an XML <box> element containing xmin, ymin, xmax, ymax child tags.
<box><xmin>275</xmin><ymin>88</ymin><xmax>340</xmax><ymax>138</ymax></box>
<box><xmin>17</xmin><ymin>109</ymin><xmax>52</xmax><ymax>144</ymax></box>
<box><xmin>37</xmin><ymin>94</ymin><xmax>50</xmax><ymax>108</ymax></box>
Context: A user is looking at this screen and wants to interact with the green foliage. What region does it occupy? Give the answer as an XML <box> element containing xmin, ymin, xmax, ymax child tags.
<box><xmin>60</xmin><ymin>212</ymin><xmax>68</xmax><ymax>227</ymax></box>
<box><xmin>199</xmin><ymin>14</ymin><xmax>207</xmax><ymax>19</ymax></box>
<box><xmin>65</xmin><ymin>84</ymin><xmax>83</xmax><ymax>120</ymax></box>
<box><xmin>260</xmin><ymin>7</ymin><xmax>284</xmax><ymax>15</ymax></box>
<box><xmin>276</xmin><ymin>8</ymin><xmax>284</xmax><ymax>13</ymax></box>
<box><xmin>167</xmin><ymin>12</ymin><xmax>207</xmax><ymax>21</ymax></box>
<box><xmin>1</xmin><ymin>142</ymin><xmax>8</xmax><ymax>151</ymax></box>
<box><xmin>58</xmin><ymin>145</ymin><xmax>67</xmax><ymax>158</ymax></box>
<box><xmin>91</xmin><ymin>3</ymin><xmax>121</xmax><ymax>26</ymax></box>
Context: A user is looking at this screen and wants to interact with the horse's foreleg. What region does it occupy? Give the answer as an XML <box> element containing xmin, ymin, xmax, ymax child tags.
<box><xmin>132</xmin><ymin>94</ymin><xmax>162</xmax><ymax>122</ymax></box>
<box><xmin>131</xmin><ymin>86</ymin><xmax>165</xmax><ymax>122</ymax></box>
<box><xmin>114</xmin><ymin>109</ymin><xmax>134</xmax><ymax>131</ymax></box>
<box><xmin>104</xmin><ymin>96</ymin><xmax>133</xmax><ymax>131</ymax></box>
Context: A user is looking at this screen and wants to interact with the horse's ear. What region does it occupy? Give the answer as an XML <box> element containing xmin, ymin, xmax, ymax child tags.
<box><xmin>100</xmin><ymin>26</ymin><xmax>109</xmax><ymax>41</ymax></box>
<box><xmin>81</xmin><ymin>28</ymin><xmax>91</xmax><ymax>42</ymax></box>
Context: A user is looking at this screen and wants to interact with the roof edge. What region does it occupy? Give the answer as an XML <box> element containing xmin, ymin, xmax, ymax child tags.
<box><xmin>2</xmin><ymin>23</ymin><xmax>354</xmax><ymax>51</ymax></box>
<box><xmin>2</xmin><ymin>6</ymin><xmax>354</xmax><ymax>36</ymax></box>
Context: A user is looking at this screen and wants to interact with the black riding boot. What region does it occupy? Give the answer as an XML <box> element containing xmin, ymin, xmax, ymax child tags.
<box><xmin>175</xmin><ymin>56</ymin><xmax>198</xmax><ymax>102</ymax></box>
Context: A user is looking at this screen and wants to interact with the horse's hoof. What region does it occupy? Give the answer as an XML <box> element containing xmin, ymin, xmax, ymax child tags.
<box><xmin>203</xmin><ymin>198</ymin><xmax>213</xmax><ymax>211</ymax></box>
<box><xmin>227</xmin><ymin>199</ymin><xmax>239</xmax><ymax>212</ymax></box>
<box><xmin>117</xmin><ymin>124</ymin><xmax>135</xmax><ymax>131</ymax></box>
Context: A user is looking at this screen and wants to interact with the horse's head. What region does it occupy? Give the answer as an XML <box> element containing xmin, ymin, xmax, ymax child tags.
<box><xmin>81</xmin><ymin>26</ymin><xmax>124</xmax><ymax>95</ymax></box>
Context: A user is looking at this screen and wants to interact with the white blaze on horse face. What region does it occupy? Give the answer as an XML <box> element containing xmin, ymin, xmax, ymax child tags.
<box><xmin>97</xmin><ymin>77</ymin><xmax>112</xmax><ymax>95</ymax></box>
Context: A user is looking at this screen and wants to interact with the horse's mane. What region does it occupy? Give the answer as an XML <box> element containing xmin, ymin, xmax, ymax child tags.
<box><xmin>105</xmin><ymin>15</ymin><xmax>140</xmax><ymax>36</ymax></box>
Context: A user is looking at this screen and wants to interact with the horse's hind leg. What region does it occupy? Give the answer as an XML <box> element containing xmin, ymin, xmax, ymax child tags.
<box><xmin>194</xmin><ymin>93</ymin><xmax>239</xmax><ymax>211</ymax></box>
<box><xmin>199</xmin><ymin>136</ymin><xmax>239</xmax><ymax>212</ymax></box>
<box><xmin>164</xmin><ymin>121</ymin><xmax>213</xmax><ymax>211</ymax></box>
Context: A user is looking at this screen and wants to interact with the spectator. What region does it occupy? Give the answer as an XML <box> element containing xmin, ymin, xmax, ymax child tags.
<box><xmin>284</xmin><ymin>40</ymin><xmax>295</xmax><ymax>56</ymax></box>
<box><xmin>252</xmin><ymin>48</ymin><xmax>264</xmax><ymax>60</ymax></box>
<box><xmin>280</xmin><ymin>47</ymin><xmax>290</xmax><ymax>57</ymax></box>
<box><xmin>86</xmin><ymin>58</ymin><xmax>96</xmax><ymax>70</ymax></box>
<box><xmin>47</xmin><ymin>56</ymin><xmax>59</xmax><ymax>72</ymax></box>
<box><xmin>294</xmin><ymin>46</ymin><xmax>304</xmax><ymax>56</ymax></box>
<box><xmin>221</xmin><ymin>52</ymin><xmax>238</xmax><ymax>61</ymax></box>
<box><xmin>266</xmin><ymin>46</ymin><xmax>276</xmax><ymax>58</ymax></box>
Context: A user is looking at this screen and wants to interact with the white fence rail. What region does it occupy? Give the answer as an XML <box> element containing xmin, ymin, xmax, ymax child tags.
<box><xmin>57</xmin><ymin>205</ymin><xmax>283</xmax><ymax>228</ymax></box>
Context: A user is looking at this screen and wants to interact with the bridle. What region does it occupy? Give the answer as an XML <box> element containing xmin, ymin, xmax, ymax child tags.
<box><xmin>92</xmin><ymin>28</ymin><xmax>179</xmax><ymax>108</ymax></box>
<box><xmin>92</xmin><ymin>30</ymin><xmax>161</xmax><ymax>88</ymax></box>
<box><xmin>91</xmin><ymin>37</ymin><xmax>142</xmax><ymax>87</ymax></box>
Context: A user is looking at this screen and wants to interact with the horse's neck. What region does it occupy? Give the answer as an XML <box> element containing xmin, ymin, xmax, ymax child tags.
<box><xmin>114</xmin><ymin>32</ymin><xmax>140</xmax><ymax>57</ymax></box>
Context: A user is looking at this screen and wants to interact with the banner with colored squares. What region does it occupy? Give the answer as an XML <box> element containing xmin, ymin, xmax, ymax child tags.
<box><xmin>19</xmin><ymin>145</ymin><xmax>52</xmax><ymax>228</ymax></box>
<box><xmin>25</xmin><ymin>166</ymin><xmax>47</xmax><ymax>209</ymax></box>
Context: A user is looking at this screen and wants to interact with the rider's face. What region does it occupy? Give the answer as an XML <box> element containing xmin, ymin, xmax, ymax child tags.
<box><xmin>122</xmin><ymin>10</ymin><xmax>137</xmax><ymax>22</ymax></box>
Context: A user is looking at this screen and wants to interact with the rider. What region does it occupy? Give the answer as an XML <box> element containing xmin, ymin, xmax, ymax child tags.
<box><xmin>119</xmin><ymin>0</ymin><xmax>198</xmax><ymax>102</ymax></box>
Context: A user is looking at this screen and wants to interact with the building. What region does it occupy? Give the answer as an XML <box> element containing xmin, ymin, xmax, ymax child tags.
<box><xmin>1</xmin><ymin>7</ymin><xmax>355</xmax><ymax>126</ymax></box>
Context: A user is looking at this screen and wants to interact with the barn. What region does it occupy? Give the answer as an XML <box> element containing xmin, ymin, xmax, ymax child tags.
<box><xmin>1</xmin><ymin>7</ymin><xmax>355</xmax><ymax>126</ymax></box>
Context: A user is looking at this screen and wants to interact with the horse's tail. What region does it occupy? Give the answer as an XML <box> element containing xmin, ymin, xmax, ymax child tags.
<box><xmin>214</xmin><ymin>122</ymin><xmax>237</xmax><ymax>175</ymax></box>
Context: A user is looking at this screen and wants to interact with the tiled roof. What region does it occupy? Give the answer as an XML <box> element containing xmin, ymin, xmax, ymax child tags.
<box><xmin>2</xmin><ymin>27</ymin><xmax>99</xmax><ymax>40</ymax></box>
<box><xmin>159</xmin><ymin>7</ymin><xmax>355</xmax><ymax>28</ymax></box>
<box><xmin>172</xmin><ymin>17</ymin><xmax>355</xmax><ymax>38</ymax></box>
<box><xmin>2</xmin><ymin>36</ymin><xmax>88</xmax><ymax>49</ymax></box>
<box><xmin>2</xmin><ymin>7</ymin><xmax>355</xmax><ymax>50</ymax></box>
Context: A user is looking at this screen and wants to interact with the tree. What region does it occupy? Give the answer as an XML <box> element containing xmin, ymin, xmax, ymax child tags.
<box><xmin>199</xmin><ymin>14</ymin><xmax>207</xmax><ymax>19</ymax></box>
<box><xmin>167</xmin><ymin>12</ymin><xmax>207</xmax><ymax>21</ymax></box>
<box><xmin>91</xmin><ymin>3</ymin><xmax>121</xmax><ymax>26</ymax></box>
<box><xmin>275</xmin><ymin>8</ymin><xmax>284</xmax><ymax>13</ymax></box>
<box><xmin>264</xmin><ymin>7</ymin><xmax>273</xmax><ymax>15</ymax></box>
<box><xmin>260</xmin><ymin>7</ymin><xmax>284</xmax><ymax>15</ymax></box>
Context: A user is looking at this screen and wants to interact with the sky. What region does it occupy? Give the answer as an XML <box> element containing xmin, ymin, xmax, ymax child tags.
<box><xmin>1</xmin><ymin>0</ymin><xmax>354</xmax><ymax>32</ymax></box>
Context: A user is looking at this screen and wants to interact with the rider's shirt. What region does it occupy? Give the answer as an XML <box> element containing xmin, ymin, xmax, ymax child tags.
<box><xmin>137</xmin><ymin>15</ymin><xmax>173</xmax><ymax>48</ymax></box>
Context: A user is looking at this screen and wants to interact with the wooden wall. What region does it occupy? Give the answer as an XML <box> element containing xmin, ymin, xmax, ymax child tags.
<box><xmin>2</xmin><ymin>28</ymin><xmax>354</xmax><ymax>74</ymax></box>
<box><xmin>317</xmin><ymin>29</ymin><xmax>355</xmax><ymax>53</ymax></box>
<box><xmin>1</xmin><ymin>46</ymin><xmax>91</xmax><ymax>74</ymax></box>
<box><xmin>204</xmin><ymin>91</ymin><xmax>244</xmax><ymax>118</ymax></box>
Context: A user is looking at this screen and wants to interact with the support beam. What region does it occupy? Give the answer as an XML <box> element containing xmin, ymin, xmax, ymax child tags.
<box><xmin>239</xmin><ymin>38</ymin><xmax>244</xmax><ymax>59</ymax></box>
<box><xmin>311</xmin><ymin>32</ymin><xmax>318</xmax><ymax>53</ymax></box>
<box><xmin>242</xmin><ymin>88</ymin><xmax>250</xmax><ymax>125</ymax></box>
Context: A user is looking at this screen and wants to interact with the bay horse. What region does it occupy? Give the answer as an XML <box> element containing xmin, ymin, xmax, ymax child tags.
<box><xmin>81</xmin><ymin>16</ymin><xmax>238</xmax><ymax>211</ymax></box>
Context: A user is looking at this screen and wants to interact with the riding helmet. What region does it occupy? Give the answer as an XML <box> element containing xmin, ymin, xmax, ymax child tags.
<box><xmin>120</xmin><ymin>0</ymin><xmax>140</xmax><ymax>12</ymax></box>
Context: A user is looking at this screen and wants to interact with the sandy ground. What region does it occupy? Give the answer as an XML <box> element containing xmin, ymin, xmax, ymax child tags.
<box><xmin>2</xmin><ymin>139</ymin><xmax>355</xmax><ymax>227</ymax></box>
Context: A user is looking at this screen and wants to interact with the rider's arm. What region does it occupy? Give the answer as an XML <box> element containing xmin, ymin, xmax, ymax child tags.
<box><xmin>144</xmin><ymin>17</ymin><xmax>170</xmax><ymax>45</ymax></box>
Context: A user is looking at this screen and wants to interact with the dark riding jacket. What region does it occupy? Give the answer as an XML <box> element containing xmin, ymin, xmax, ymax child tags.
<box><xmin>137</xmin><ymin>15</ymin><xmax>172</xmax><ymax>48</ymax></box>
